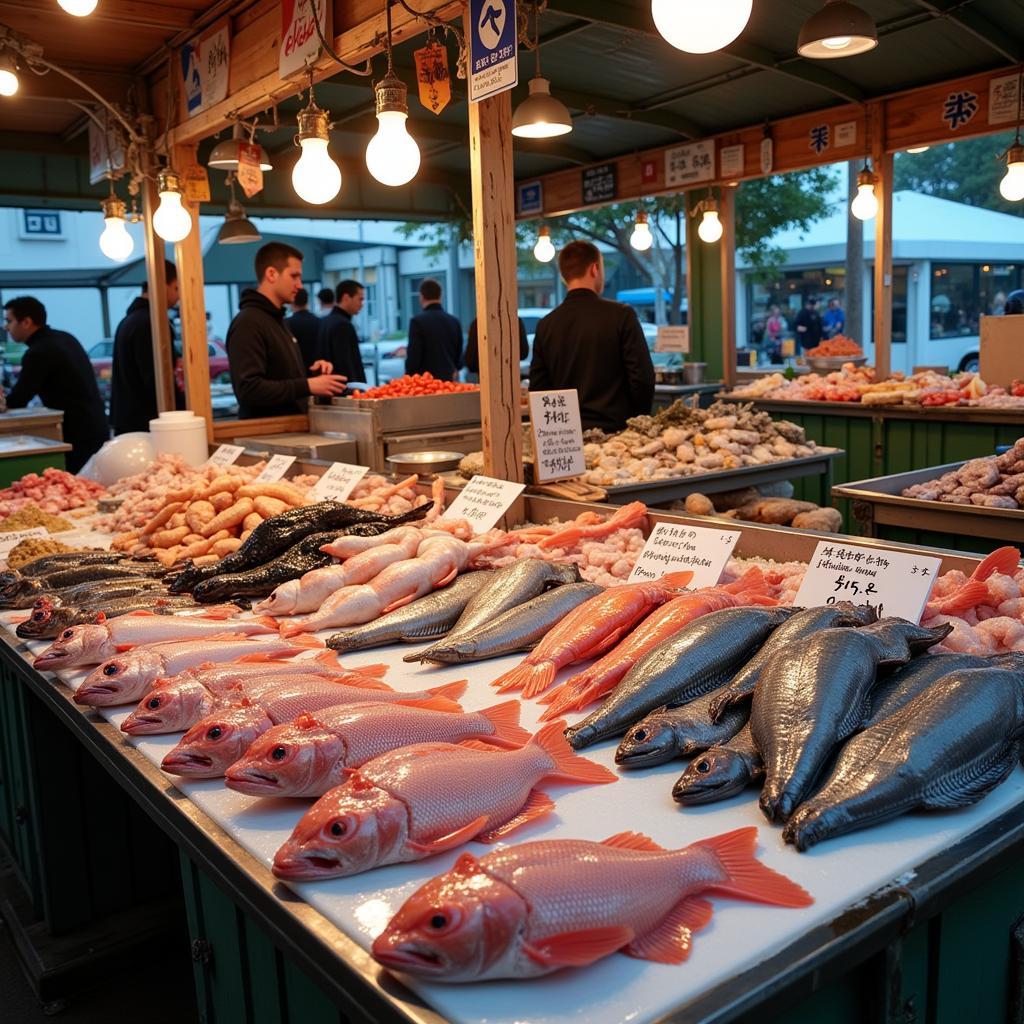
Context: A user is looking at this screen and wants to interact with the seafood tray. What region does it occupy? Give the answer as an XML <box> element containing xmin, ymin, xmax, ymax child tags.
<box><xmin>719</xmin><ymin>395</ymin><xmax>1024</xmax><ymax>424</ymax></box>
<box><xmin>833</xmin><ymin>463</ymin><xmax>1024</xmax><ymax>545</ymax></box>
<box><xmin>326</xmin><ymin>391</ymin><xmax>483</xmax><ymax>433</ymax></box>
<box><xmin>601</xmin><ymin>449</ymin><xmax>843</xmax><ymax>506</ymax></box>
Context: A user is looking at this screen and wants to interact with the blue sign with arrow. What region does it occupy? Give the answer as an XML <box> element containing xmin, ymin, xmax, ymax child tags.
<box><xmin>468</xmin><ymin>0</ymin><xmax>518</xmax><ymax>102</ymax></box>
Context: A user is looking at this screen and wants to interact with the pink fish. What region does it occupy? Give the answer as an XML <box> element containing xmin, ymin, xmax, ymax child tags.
<box><xmin>225</xmin><ymin>701</ymin><xmax>529</xmax><ymax>798</ymax></box>
<box><xmin>372</xmin><ymin>827</ymin><xmax>812</xmax><ymax>981</ymax></box>
<box><xmin>271</xmin><ymin>721</ymin><xmax>616</xmax><ymax>880</ymax></box>
<box><xmin>257</xmin><ymin>677</ymin><xmax>465</xmax><ymax>723</ymax></box>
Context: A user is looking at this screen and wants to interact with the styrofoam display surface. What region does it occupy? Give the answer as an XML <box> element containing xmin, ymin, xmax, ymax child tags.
<box><xmin>9</xmin><ymin>611</ymin><xmax>1024</xmax><ymax>1024</ymax></box>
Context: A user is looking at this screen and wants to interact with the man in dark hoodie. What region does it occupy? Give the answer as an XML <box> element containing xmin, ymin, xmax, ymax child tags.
<box><xmin>110</xmin><ymin>259</ymin><xmax>184</xmax><ymax>434</ymax></box>
<box><xmin>318</xmin><ymin>279</ymin><xmax>366</xmax><ymax>383</ymax></box>
<box><xmin>285</xmin><ymin>288</ymin><xmax>322</xmax><ymax>367</ymax></box>
<box><xmin>226</xmin><ymin>242</ymin><xmax>348</xmax><ymax>418</ymax></box>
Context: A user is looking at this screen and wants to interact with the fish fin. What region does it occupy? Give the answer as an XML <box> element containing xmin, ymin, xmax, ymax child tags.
<box><xmin>920</xmin><ymin>749</ymin><xmax>1018</xmax><ymax>809</ymax></box>
<box><xmin>458</xmin><ymin>739</ymin><xmax>502</xmax><ymax>753</ymax></box>
<box><xmin>659</xmin><ymin>570</ymin><xmax>695</xmax><ymax>593</ymax></box>
<box><xmin>532</xmin><ymin>720</ymin><xmax>617</xmax><ymax>785</ymax></box>
<box><xmin>350</xmin><ymin>661</ymin><xmax>389</xmax><ymax>678</ymax></box>
<box><xmin>522</xmin><ymin>927</ymin><xmax>633</xmax><ymax>969</ymax></box>
<box><xmin>396</xmin><ymin>696</ymin><xmax>463</xmax><ymax>712</ymax></box>
<box><xmin>601</xmin><ymin>831</ymin><xmax>666</xmax><ymax>852</ymax></box>
<box><xmin>194</xmin><ymin>606</ymin><xmax>236</xmax><ymax>620</ymax></box>
<box><xmin>294</xmin><ymin>712</ymin><xmax>323</xmax><ymax>730</ymax></box>
<box><xmin>936</xmin><ymin>580</ymin><xmax>990</xmax><ymax>613</ymax></box>
<box><xmin>114</xmin><ymin>643</ymin><xmax>136</xmax><ymax>652</ymax></box>
<box><xmin>743</xmin><ymin>594</ymin><xmax>780</xmax><ymax>607</ymax></box>
<box><xmin>722</xmin><ymin>567</ymin><xmax>766</xmax><ymax>595</ymax></box>
<box><xmin>969</xmin><ymin>546</ymin><xmax>1020</xmax><ymax>582</ymax></box>
<box><xmin>406</xmin><ymin>815</ymin><xmax>489</xmax><ymax>854</ymax></box>
<box><xmin>451</xmin><ymin>851</ymin><xmax>480</xmax><ymax>876</ymax></box>
<box><xmin>256</xmin><ymin>615</ymin><xmax>280</xmax><ymax>631</ymax></box>
<box><xmin>340</xmin><ymin>675</ymin><xmax>393</xmax><ymax>691</ymax></box>
<box><xmin>313</xmin><ymin>649</ymin><xmax>342</xmax><ymax>666</ymax></box>
<box><xmin>695</xmin><ymin>827</ymin><xmax>813</xmax><ymax>908</ymax></box>
<box><xmin>236</xmin><ymin>652</ymin><xmax>293</xmax><ymax>664</ymax></box>
<box><xmin>476</xmin><ymin>790</ymin><xmax>556</xmax><ymax>842</ymax></box>
<box><xmin>290</xmin><ymin>634</ymin><xmax>325</xmax><ymax>650</ymax></box>
<box><xmin>381</xmin><ymin>594</ymin><xmax>417</xmax><ymax>614</ymax></box>
<box><xmin>493</xmin><ymin>660</ymin><xmax>555</xmax><ymax>698</ymax></box>
<box><xmin>479</xmin><ymin>701</ymin><xmax>531</xmax><ymax>748</ymax></box>
<box><xmin>624</xmin><ymin>896</ymin><xmax>713</xmax><ymax>964</ymax></box>
<box><xmin>537</xmin><ymin>528</ymin><xmax>580</xmax><ymax>551</ymax></box>
<box><xmin>428</xmin><ymin>679</ymin><xmax>468</xmax><ymax>703</ymax></box>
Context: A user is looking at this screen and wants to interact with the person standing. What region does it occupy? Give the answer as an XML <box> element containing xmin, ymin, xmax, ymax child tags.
<box><xmin>794</xmin><ymin>297</ymin><xmax>823</xmax><ymax>351</ymax></box>
<box><xmin>405</xmin><ymin>278</ymin><xmax>463</xmax><ymax>381</ymax></box>
<box><xmin>529</xmin><ymin>240</ymin><xmax>654</xmax><ymax>432</ymax></box>
<box><xmin>285</xmin><ymin>288</ymin><xmax>322</xmax><ymax>368</ymax></box>
<box><xmin>3</xmin><ymin>296</ymin><xmax>108</xmax><ymax>472</ymax></box>
<box><xmin>110</xmin><ymin>259</ymin><xmax>184</xmax><ymax>434</ymax></box>
<box><xmin>226</xmin><ymin>242</ymin><xmax>348</xmax><ymax>419</ymax></box>
<box><xmin>822</xmin><ymin>297</ymin><xmax>846</xmax><ymax>339</ymax></box>
<box><xmin>317</xmin><ymin>288</ymin><xmax>335</xmax><ymax>317</ymax></box>
<box><xmin>318</xmin><ymin>280</ymin><xmax>367</xmax><ymax>383</ymax></box>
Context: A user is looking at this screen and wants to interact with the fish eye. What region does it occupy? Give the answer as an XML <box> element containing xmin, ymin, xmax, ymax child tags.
<box><xmin>429</xmin><ymin>913</ymin><xmax>448</xmax><ymax>930</ymax></box>
<box><xmin>147</xmin><ymin>697</ymin><xmax>161</xmax><ymax>709</ymax></box>
<box><xmin>102</xmin><ymin>664</ymin><xmax>120</xmax><ymax>676</ymax></box>
<box><xmin>633</xmin><ymin>728</ymin><xmax>648</xmax><ymax>742</ymax></box>
<box><xmin>272</xmin><ymin>746</ymin><xmax>287</xmax><ymax>761</ymax></box>
<box><xmin>61</xmin><ymin>629</ymin><xmax>73</xmax><ymax>639</ymax></box>
<box><xmin>696</xmin><ymin>759</ymin><xmax>711</xmax><ymax>774</ymax></box>
<box><xmin>206</xmin><ymin>726</ymin><xmax>223</xmax><ymax>740</ymax></box>
<box><xmin>330</xmin><ymin>820</ymin><xmax>347</xmax><ymax>837</ymax></box>
<box><xmin>32</xmin><ymin>610</ymin><xmax>46</xmax><ymax>621</ymax></box>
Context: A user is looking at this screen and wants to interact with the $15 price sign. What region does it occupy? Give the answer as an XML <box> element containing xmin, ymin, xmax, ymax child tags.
<box><xmin>528</xmin><ymin>389</ymin><xmax>586</xmax><ymax>483</ymax></box>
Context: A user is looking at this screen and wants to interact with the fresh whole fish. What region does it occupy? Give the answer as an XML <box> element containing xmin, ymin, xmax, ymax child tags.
<box><xmin>72</xmin><ymin>634</ymin><xmax>323</xmax><ymax>706</ymax></box>
<box><xmin>170</xmin><ymin>502</ymin><xmax>430</xmax><ymax>593</ymax></box>
<box><xmin>671</xmin><ymin>724</ymin><xmax>764</xmax><ymax>806</ymax></box>
<box><xmin>784</xmin><ymin>667</ymin><xmax>1024</xmax><ymax>852</ymax></box>
<box><xmin>405</xmin><ymin>583</ymin><xmax>604</xmax><ymax>665</ymax></box>
<box><xmin>753</xmin><ymin>618</ymin><xmax>953</xmax><ymax>824</ymax></box>
<box><xmin>326</xmin><ymin>571</ymin><xmax>492</xmax><ymax>652</ymax></box>
<box><xmin>1</xmin><ymin>568</ymin><xmax>168</xmax><ymax>608</ymax></box>
<box><xmin>371</xmin><ymin>827</ymin><xmax>812</xmax><ymax>982</ymax></box>
<box><xmin>225</xmin><ymin>700</ymin><xmax>530</xmax><ymax>797</ymax></box>
<box><xmin>16</xmin><ymin>551</ymin><xmax>141</xmax><ymax>577</ymax></box>
<box><xmin>32</xmin><ymin>577</ymin><xmax>169</xmax><ymax>610</ymax></box>
<box><xmin>413</xmin><ymin>560</ymin><xmax>582</xmax><ymax>663</ymax></box>
<box><xmin>709</xmin><ymin>602</ymin><xmax>878</xmax><ymax>723</ymax></box>
<box><xmin>616</xmin><ymin>687</ymin><xmax>751</xmax><ymax>769</ymax></box>
<box><xmin>271</xmin><ymin>721</ymin><xmax>615</xmax><ymax>880</ymax></box>
<box><xmin>493</xmin><ymin>571</ymin><xmax>696</xmax><ymax>700</ymax></box>
<box><xmin>565</xmin><ymin>606</ymin><xmax>797</xmax><ymax>751</ymax></box>
<box><xmin>541</xmin><ymin>569</ymin><xmax>773</xmax><ymax>721</ymax></box>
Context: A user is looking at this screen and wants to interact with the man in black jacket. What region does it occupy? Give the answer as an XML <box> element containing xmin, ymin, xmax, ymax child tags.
<box><xmin>3</xmin><ymin>296</ymin><xmax>109</xmax><ymax>472</ymax></box>
<box><xmin>318</xmin><ymin>280</ymin><xmax>366</xmax><ymax>383</ymax></box>
<box><xmin>463</xmin><ymin>317</ymin><xmax>529</xmax><ymax>377</ymax></box>
<box><xmin>110</xmin><ymin>259</ymin><xmax>184</xmax><ymax>434</ymax></box>
<box><xmin>226</xmin><ymin>242</ymin><xmax>348</xmax><ymax>418</ymax></box>
<box><xmin>285</xmin><ymin>288</ymin><xmax>322</xmax><ymax>368</ymax></box>
<box><xmin>529</xmin><ymin>240</ymin><xmax>654</xmax><ymax>432</ymax></box>
<box><xmin>406</xmin><ymin>278</ymin><xmax>463</xmax><ymax>380</ymax></box>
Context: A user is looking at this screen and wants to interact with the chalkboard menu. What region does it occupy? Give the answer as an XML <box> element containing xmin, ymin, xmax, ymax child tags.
<box><xmin>582</xmin><ymin>163</ymin><xmax>617</xmax><ymax>204</ymax></box>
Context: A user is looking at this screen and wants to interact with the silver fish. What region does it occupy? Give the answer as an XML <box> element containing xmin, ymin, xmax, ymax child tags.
<box><xmin>405</xmin><ymin>583</ymin><xmax>603</xmax><ymax>665</ymax></box>
<box><xmin>671</xmin><ymin>723</ymin><xmax>763</xmax><ymax>805</ymax></box>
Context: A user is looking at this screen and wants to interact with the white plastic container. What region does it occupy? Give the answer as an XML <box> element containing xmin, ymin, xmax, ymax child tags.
<box><xmin>148</xmin><ymin>411</ymin><xmax>209</xmax><ymax>466</ymax></box>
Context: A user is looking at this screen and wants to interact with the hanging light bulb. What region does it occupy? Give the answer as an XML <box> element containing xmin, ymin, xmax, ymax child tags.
<box><xmin>366</xmin><ymin>76</ymin><xmax>421</xmax><ymax>186</ymax></box>
<box><xmin>1000</xmin><ymin>144</ymin><xmax>1024</xmax><ymax>203</ymax></box>
<box><xmin>651</xmin><ymin>0</ymin><xmax>752</xmax><ymax>54</ymax></box>
<box><xmin>98</xmin><ymin>194</ymin><xmax>134</xmax><ymax>262</ymax></box>
<box><xmin>152</xmin><ymin>169</ymin><xmax>193</xmax><ymax>243</ymax></box>
<box><xmin>512</xmin><ymin>2</ymin><xmax>573</xmax><ymax>138</ymax></box>
<box><xmin>292</xmin><ymin>82</ymin><xmax>341</xmax><ymax>205</ymax></box>
<box><xmin>797</xmin><ymin>1</ymin><xmax>878</xmax><ymax>59</ymax></box>
<box><xmin>534</xmin><ymin>226</ymin><xmax>555</xmax><ymax>263</ymax></box>
<box><xmin>697</xmin><ymin>204</ymin><xmax>723</xmax><ymax>244</ymax></box>
<box><xmin>630</xmin><ymin>211</ymin><xmax>653</xmax><ymax>252</ymax></box>
<box><xmin>58</xmin><ymin>0</ymin><xmax>98</xmax><ymax>15</ymax></box>
<box><xmin>0</xmin><ymin>51</ymin><xmax>19</xmax><ymax>97</ymax></box>
<box><xmin>850</xmin><ymin>166</ymin><xmax>879</xmax><ymax>221</ymax></box>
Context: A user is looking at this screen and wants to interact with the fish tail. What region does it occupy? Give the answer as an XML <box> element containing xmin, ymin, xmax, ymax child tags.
<box><xmin>722</xmin><ymin>567</ymin><xmax>767</xmax><ymax>595</ymax></box>
<box><xmin>538</xmin><ymin>528</ymin><xmax>581</xmax><ymax>551</ymax></box>
<box><xmin>540</xmin><ymin>678</ymin><xmax>603</xmax><ymax>721</ymax></box>
<box><xmin>515</xmin><ymin>661</ymin><xmax>558</xmax><ymax>700</ymax></box>
<box><xmin>533</xmin><ymin>720</ymin><xmax>617</xmax><ymax>785</ymax></box>
<box><xmin>479</xmin><ymin>701</ymin><xmax>531</xmax><ymax>747</ymax></box>
<box><xmin>695</xmin><ymin>827</ymin><xmax>813</xmax><ymax>908</ymax></box>
<box><xmin>492</xmin><ymin>660</ymin><xmax>541</xmax><ymax>694</ymax></box>
<box><xmin>970</xmin><ymin>546</ymin><xmax>1021</xmax><ymax>582</ymax></box>
<box><xmin>289</xmin><ymin>634</ymin><xmax>325</xmax><ymax>650</ymax></box>
<box><xmin>428</xmin><ymin>679</ymin><xmax>468</xmax><ymax>704</ymax></box>
<box><xmin>936</xmin><ymin>580</ymin><xmax>990</xmax><ymax>613</ymax></box>
<box><xmin>256</xmin><ymin>615</ymin><xmax>281</xmax><ymax>632</ymax></box>
<box><xmin>660</xmin><ymin>570</ymin><xmax>695</xmax><ymax>593</ymax></box>
<box><xmin>313</xmin><ymin>649</ymin><xmax>342</xmax><ymax>666</ymax></box>
<box><xmin>398</xmin><ymin>696</ymin><xmax>462</xmax><ymax>712</ymax></box>
<box><xmin>278</xmin><ymin>619</ymin><xmax>310</xmax><ymax>639</ymax></box>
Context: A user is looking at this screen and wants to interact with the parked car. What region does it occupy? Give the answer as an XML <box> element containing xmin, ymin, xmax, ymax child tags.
<box><xmin>89</xmin><ymin>338</ymin><xmax>231</xmax><ymax>401</ymax></box>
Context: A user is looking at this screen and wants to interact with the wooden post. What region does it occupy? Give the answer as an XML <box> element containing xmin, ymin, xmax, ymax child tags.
<box><xmin>871</xmin><ymin>106</ymin><xmax>893</xmax><ymax>380</ymax></box>
<box><xmin>719</xmin><ymin>186</ymin><xmax>737</xmax><ymax>388</ymax></box>
<box><xmin>172</xmin><ymin>144</ymin><xmax>213</xmax><ymax>440</ymax></box>
<box><xmin>140</xmin><ymin>159</ymin><xmax>175</xmax><ymax>414</ymax></box>
<box><xmin>466</xmin><ymin>67</ymin><xmax>523</xmax><ymax>489</ymax></box>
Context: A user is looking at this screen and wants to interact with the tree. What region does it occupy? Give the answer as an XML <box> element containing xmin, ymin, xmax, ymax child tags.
<box><xmin>893</xmin><ymin>129</ymin><xmax>1023</xmax><ymax>217</ymax></box>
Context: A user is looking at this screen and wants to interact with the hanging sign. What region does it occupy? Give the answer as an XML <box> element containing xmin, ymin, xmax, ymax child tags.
<box><xmin>582</xmin><ymin>163</ymin><xmax>617</xmax><ymax>205</ymax></box>
<box><xmin>310</xmin><ymin>462</ymin><xmax>369</xmax><ymax>502</ymax></box>
<box><xmin>655</xmin><ymin>326</ymin><xmax>690</xmax><ymax>353</ymax></box>
<box><xmin>468</xmin><ymin>0</ymin><xmax>518</xmax><ymax>102</ymax></box>
<box><xmin>442</xmin><ymin>475</ymin><xmax>526</xmax><ymax>533</ymax></box>
<box><xmin>256</xmin><ymin>454</ymin><xmax>296</xmax><ymax>483</ymax></box>
<box><xmin>517</xmin><ymin>181</ymin><xmax>543</xmax><ymax>216</ymax></box>
<box><xmin>835</xmin><ymin>121</ymin><xmax>857</xmax><ymax>147</ymax></box>
<box><xmin>628</xmin><ymin>523</ymin><xmax>740</xmax><ymax>588</ymax></box>
<box><xmin>0</xmin><ymin>527</ymin><xmax>49</xmax><ymax>563</ymax></box>
<box><xmin>181</xmin><ymin>20</ymin><xmax>230</xmax><ymax>118</ymax></box>
<box><xmin>665</xmin><ymin>140</ymin><xmax>715</xmax><ymax>189</ymax></box>
<box><xmin>760</xmin><ymin>136</ymin><xmax>774</xmax><ymax>175</ymax></box>
<box><xmin>528</xmin><ymin>389</ymin><xmax>586</xmax><ymax>483</ymax></box>
<box><xmin>719</xmin><ymin>144</ymin><xmax>744</xmax><ymax>180</ymax></box>
<box><xmin>236</xmin><ymin>143</ymin><xmax>264</xmax><ymax>198</ymax></box>
<box><xmin>989</xmin><ymin>73</ymin><xmax>1022</xmax><ymax>126</ymax></box>
<box><xmin>280</xmin><ymin>0</ymin><xmax>330</xmax><ymax>79</ymax></box>
<box><xmin>182</xmin><ymin>165</ymin><xmax>211</xmax><ymax>204</ymax></box>
<box><xmin>414</xmin><ymin>40</ymin><xmax>452</xmax><ymax>114</ymax></box>
<box><xmin>794</xmin><ymin>541</ymin><xmax>941</xmax><ymax>624</ymax></box>
<box><xmin>207</xmin><ymin>444</ymin><xmax>244</xmax><ymax>467</ymax></box>
<box><xmin>88</xmin><ymin>116</ymin><xmax>126</xmax><ymax>186</ymax></box>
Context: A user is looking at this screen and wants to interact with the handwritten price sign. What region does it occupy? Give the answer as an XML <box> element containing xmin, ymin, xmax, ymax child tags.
<box><xmin>442</xmin><ymin>475</ymin><xmax>525</xmax><ymax>533</ymax></box>
<box><xmin>629</xmin><ymin>523</ymin><xmax>740</xmax><ymax>588</ymax></box>
<box><xmin>529</xmin><ymin>389</ymin><xmax>586</xmax><ymax>483</ymax></box>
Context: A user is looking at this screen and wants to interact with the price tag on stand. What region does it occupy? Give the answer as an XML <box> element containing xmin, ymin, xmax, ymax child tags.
<box><xmin>310</xmin><ymin>462</ymin><xmax>369</xmax><ymax>502</ymax></box>
<box><xmin>528</xmin><ymin>389</ymin><xmax>586</xmax><ymax>483</ymax></box>
<box><xmin>794</xmin><ymin>541</ymin><xmax>941</xmax><ymax>623</ymax></box>
<box><xmin>207</xmin><ymin>444</ymin><xmax>244</xmax><ymax>467</ymax></box>
<box><xmin>655</xmin><ymin>326</ymin><xmax>690</xmax><ymax>354</ymax></box>
<box><xmin>255</xmin><ymin>454</ymin><xmax>296</xmax><ymax>483</ymax></box>
<box><xmin>0</xmin><ymin>527</ymin><xmax>49</xmax><ymax>562</ymax></box>
<box><xmin>442</xmin><ymin>475</ymin><xmax>525</xmax><ymax>533</ymax></box>
<box><xmin>628</xmin><ymin>523</ymin><xmax>741</xmax><ymax>588</ymax></box>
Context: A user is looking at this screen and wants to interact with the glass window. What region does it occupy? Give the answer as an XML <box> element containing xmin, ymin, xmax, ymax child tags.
<box><xmin>928</xmin><ymin>263</ymin><xmax>1021</xmax><ymax>340</ymax></box>
<box><xmin>892</xmin><ymin>265</ymin><xmax>908</xmax><ymax>344</ymax></box>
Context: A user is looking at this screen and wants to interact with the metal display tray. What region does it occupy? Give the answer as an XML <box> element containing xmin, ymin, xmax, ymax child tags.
<box><xmin>0</xmin><ymin>433</ymin><xmax>72</xmax><ymax>458</ymax></box>
<box><xmin>718</xmin><ymin>394</ymin><xmax>1024</xmax><ymax>424</ymax></box>
<box><xmin>328</xmin><ymin>391</ymin><xmax>482</xmax><ymax>432</ymax></box>
<box><xmin>832</xmin><ymin>462</ymin><xmax>1024</xmax><ymax>543</ymax></box>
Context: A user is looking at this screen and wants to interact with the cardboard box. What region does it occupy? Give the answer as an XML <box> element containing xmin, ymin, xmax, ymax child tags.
<box><xmin>979</xmin><ymin>314</ymin><xmax>1024</xmax><ymax>387</ymax></box>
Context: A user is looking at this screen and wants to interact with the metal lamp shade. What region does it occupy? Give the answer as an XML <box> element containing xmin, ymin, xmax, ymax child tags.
<box><xmin>209</xmin><ymin>125</ymin><xmax>273</xmax><ymax>171</ymax></box>
<box><xmin>512</xmin><ymin>77</ymin><xmax>573</xmax><ymax>138</ymax></box>
<box><xmin>797</xmin><ymin>1</ymin><xmax>878</xmax><ymax>59</ymax></box>
<box><xmin>217</xmin><ymin>201</ymin><xmax>261</xmax><ymax>245</ymax></box>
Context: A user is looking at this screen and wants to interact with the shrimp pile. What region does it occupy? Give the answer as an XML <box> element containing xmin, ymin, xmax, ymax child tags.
<box><xmin>345</xmin><ymin>474</ymin><xmax>432</xmax><ymax>517</ymax></box>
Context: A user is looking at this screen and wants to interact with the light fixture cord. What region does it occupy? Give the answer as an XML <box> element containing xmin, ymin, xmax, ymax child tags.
<box><xmin>534</xmin><ymin>1</ymin><xmax>541</xmax><ymax>78</ymax></box>
<box><xmin>308</xmin><ymin>0</ymin><xmax>374</xmax><ymax>76</ymax></box>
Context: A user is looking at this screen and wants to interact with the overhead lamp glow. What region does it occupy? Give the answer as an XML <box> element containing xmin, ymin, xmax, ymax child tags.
<box><xmin>208</xmin><ymin>123</ymin><xmax>272</xmax><ymax>171</ymax></box>
<box><xmin>292</xmin><ymin>99</ymin><xmax>341</xmax><ymax>205</ymax></box>
<box><xmin>651</xmin><ymin>0</ymin><xmax>752</xmax><ymax>54</ymax></box>
<box><xmin>365</xmin><ymin>72</ymin><xmax>420</xmax><ymax>187</ymax></box>
<box><xmin>0</xmin><ymin>52</ymin><xmax>18</xmax><ymax>97</ymax></box>
<box><xmin>906</xmin><ymin>146</ymin><xmax>930</xmax><ymax>154</ymax></box>
<box><xmin>630</xmin><ymin>212</ymin><xmax>653</xmax><ymax>252</ymax></box>
<box><xmin>98</xmin><ymin>195</ymin><xmax>134</xmax><ymax>262</ymax></box>
<box><xmin>512</xmin><ymin>77</ymin><xmax>573</xmax><ymax>138</ymax></box>
<box><xmin>697</xmin><ymin>207</ymin><xmax>723</xmax><ymax>244</ymax></box>
<box><xmin>534</xmin><ymin>226</ymin><xmax>555</xmax><ymax>263</ymax></box>
<box><xmin>58</xmin><ymin>0</ymin><xmax>98</xmax><ymax>15</ymax></box>
<box><xmin>798</xmin><ymin>1</ymin><xmax>878</xmax><ymax>59</ymax></box>
<box><xmin>850</xmin><ymin>168</ymin><xmax>879</xmax><ymax>221</ymax></box>
<box><xmin>152</xmin><ymin>169</ymin><xmax>193</xmax><ymax>243</ymax></box>
<box><xmin>1000</xmin><ymin>144</ymin><xmax>1024</xmax><ymax>203</ymax></box>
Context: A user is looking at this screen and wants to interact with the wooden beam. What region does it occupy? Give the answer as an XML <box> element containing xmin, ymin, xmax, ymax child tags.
<box><xmin>719</xmin><ymin>187</ymin><xmax>737</xmax><ymax>389</ymax></box>
<box><xmin>911</xmin><ymin>0</ymin><xmax>1023</xmax><ymax>63</ymax></box>
<box><xmin>871</xmin><ymin>110</ymin><xmax>893</xmax><ymax>380</ymax></box>
<box><xmin>0</xmin><ymin>0</ymin><xmax>193</xmax><ymax>30</ymax></box>
<box><xmin>140</xmin><ymin>154</ymin><xmax>176</xmax><ymax>415</ymax></box>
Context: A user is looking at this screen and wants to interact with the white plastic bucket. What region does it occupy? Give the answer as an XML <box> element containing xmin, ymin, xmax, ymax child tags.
<box><xmin>148</xmin><ymin>413</ymin><xmax>209</xmax><ymax>466</ymax></box>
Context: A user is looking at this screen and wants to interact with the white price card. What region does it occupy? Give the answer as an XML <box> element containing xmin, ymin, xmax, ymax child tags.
<box><xmin>529</xmin><ymin>389</ymin><xmax>586</xmax><ymax>483</ymax></box>
<box><xmin>0</xmin><ymin>527</ymin><xmax>49</xmax><ymax>562</ymax></box>
<box><xmin>655</xmin><ymin>326</ymin><xmax>690</xmax><ymax>354</ymax></box>
<box><xmin>310</xmin><ymin>462</ymin><xmax>369</xmax><ymax>502</ymax></box>
<box><xmin>794</xmin><ymin>540</ymin><xmax>941</xmax><ymax>623</ymax></box>
<box><xmin>255</xmin><ymin>454</ymin><xmax>296</xmax><ymax>483</ymax></box>
<box><xmin>628</xmin><ymin>522</ymin><xmax>741</xmax><ymax>588</ymax></box>
<box><xmin>207</xmin><ymin>444</ymin><xmax>244</xmax><ymax>467</ymax></box>
<box><xmin>442</xmin><ymin>475</ymin><xmax>526</xmax><ymax>533</ymax></box>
